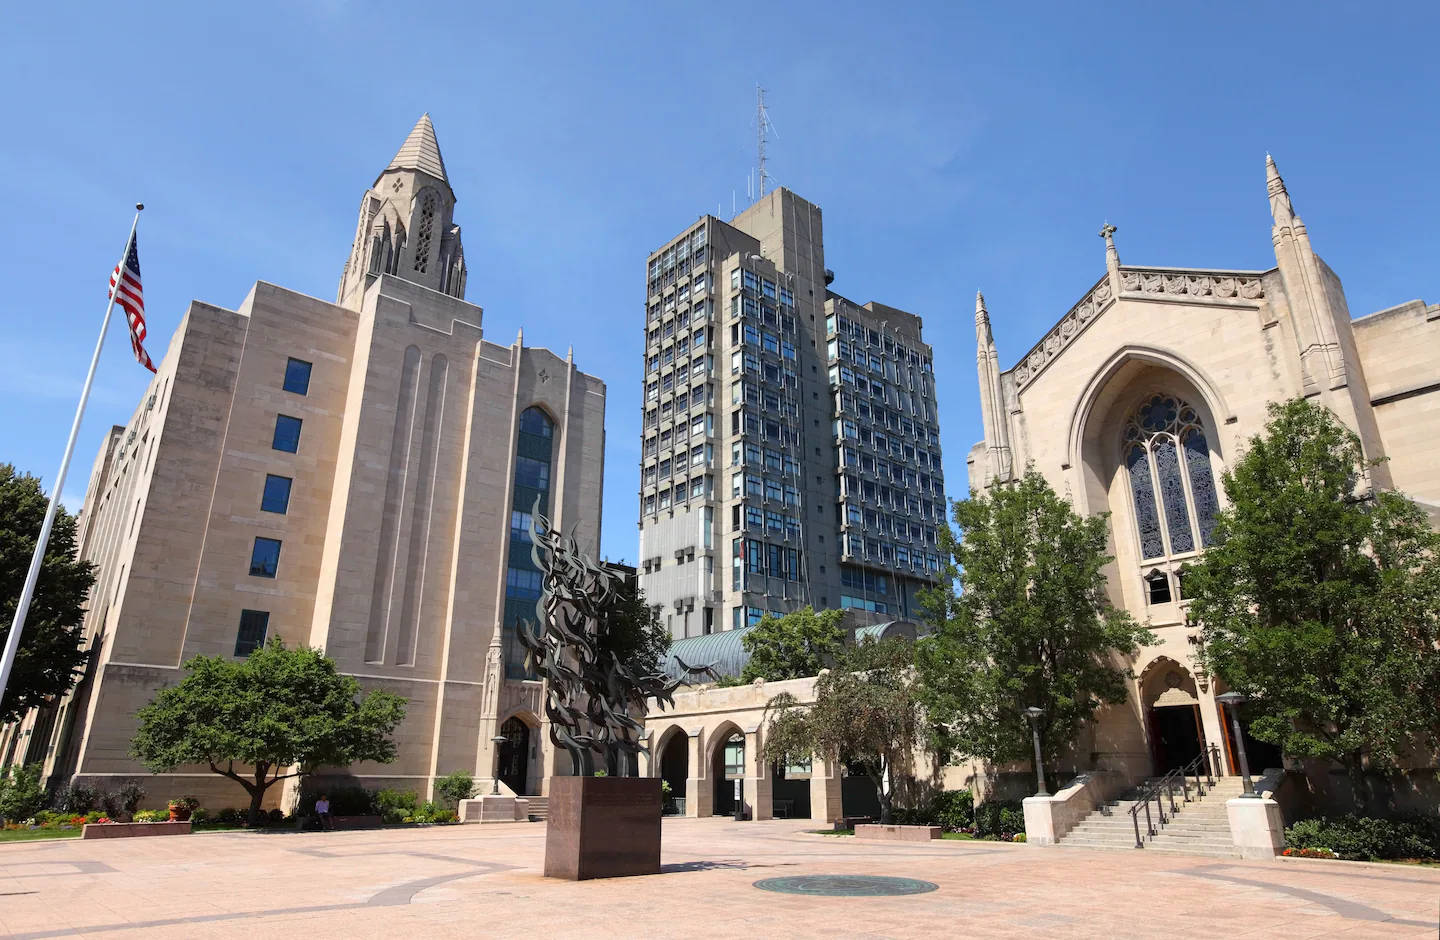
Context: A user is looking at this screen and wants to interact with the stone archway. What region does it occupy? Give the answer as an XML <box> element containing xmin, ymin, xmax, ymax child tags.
<box><xmin>655</xmin><ymin>726</ymin><xmax>688</xmax><ymax>815</ymax></box>
<box><xmin>708</xmin><ymin>723</ymin><xmax>745</xmax><ymax>818</ymax></box>
<box><xmin>1139</xmin><ymin>657</ymin><xmax>1207</xmax><ymax>775</ymax></box>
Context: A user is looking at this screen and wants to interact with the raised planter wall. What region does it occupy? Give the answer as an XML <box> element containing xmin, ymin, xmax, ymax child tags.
<box><xmin>855</xmin><ymin>824</ymin><xmax>940</xmax><ymax>841</ymax></box>
<box><xmin>82</xmin><ymin>821</ymin><xmax>192</xmax><ymax>840</ymax></box>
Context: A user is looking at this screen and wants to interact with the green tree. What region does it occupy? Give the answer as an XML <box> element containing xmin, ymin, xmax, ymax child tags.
<box><xmin>599</xmin><ymin>575</ymin><xmax>671</xmax><ymax>678</ymax></box>
<box><xmin>131</xmin><ymin>638</ymin><xmax>407</xmax><ymax>825</ymax></box>
<box><xmin>1187</xmin><ymin>399</ymin><xmax>1440</xmax><ymax>805</ymax></box>
<box><xmin>916</xmin><ymin>468</ymin><xmax>1153</xmax><ymax>778</ymax></box>
<box><xmin>0</xmin><ymin>464</ymin><xmax>96</xmax><ymax>722</ymax></box>
<box><xmin>740</xmin><ymin>606</ymin><xmax>845</xmax><ymax>683</ymax></box>
<box><xmin>761</xmin><ymin>638</ymin><xmax>923</xmax><ymax>824</ymax></box>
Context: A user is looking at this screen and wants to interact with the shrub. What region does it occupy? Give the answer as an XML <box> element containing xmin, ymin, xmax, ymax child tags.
<box><xmin>1285</xmin><ymin>814</ymin><xmax>1439</xmax><ymax>861</ymax></box>
<box><xmin>974</xmin><ymin>799</ymin><xmax>1026</xmax><ymax>837</ymax></box>
<box><xmin>434</xmin><ymin>771</ymin><xmax>476</xmax><ymax>807</ymax></box>
<box><xmin>267</xmin><ymin>808</ymin><xmax>285</xmax><ymax>825</ymax></box>
<box><xmin>134</xmin><ymin>809</ymin><xmax>169</xmax><ymax>822</ymax></box>
<box><xmin>0</xmin><ymin>765</ymin><xmax>46</xmax><ymax>822</ymax></box>
<box><xmin>932</xmin><ymin>790</ymin><xmax>975</xmax><ymax>832</ymax></box>
<box><xmin>1012</xmin><ymin>832</ymin><xmax>1027</xmax><ymax>843</ymax></box>
<box><xmin>214</xmin><ymin>808</ymin><xmax>245</xmax><ymax>825</ymax></box>
<box><xmin>100</xmin><ymin>781</ymin><xmax>146</xmax><ymax>822</ymax></box>
<box><xmin>376</xmin><ymin>788</ymin><xmax>418</xmax><ymax>824</ymax></box>
<box><xmin>189</xmin><ymin>808</ymin><xmax>210</xmax><ymax>824</ymax></box>
<box><xmin>50</xmin><ymin>782</ymin><xmax>100</xmax><ymax>814</ymax></box>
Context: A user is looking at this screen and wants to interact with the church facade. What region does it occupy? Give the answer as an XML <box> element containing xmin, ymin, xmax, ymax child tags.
<box><xmin>967</xmin><ymin>156</ymin><xmax>1440</xmax><ymax>794</ymax></box>
<box><xmin>0</xmin><ymin>116</ymin><xmax>604</xmax><ymax>808</ymax></box>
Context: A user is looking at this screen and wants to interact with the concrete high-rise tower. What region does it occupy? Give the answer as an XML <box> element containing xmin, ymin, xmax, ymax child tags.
<box><xmin>636</xmin><ymin>189</ymin><xmax>946</xmax><ymax>639</ymax></box>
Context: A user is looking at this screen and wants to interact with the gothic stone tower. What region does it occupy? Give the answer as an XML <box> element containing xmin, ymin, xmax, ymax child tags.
<box><xmin>337</xmin><ymin>114</ymin><xmax>467</xmax><ymax>310</ymax></box>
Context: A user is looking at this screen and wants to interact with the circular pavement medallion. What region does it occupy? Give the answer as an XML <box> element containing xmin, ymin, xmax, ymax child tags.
<box><xmin>752</xmin><ymin>875</ymin><xmax>939</xmax><ymax>897</ymax></box>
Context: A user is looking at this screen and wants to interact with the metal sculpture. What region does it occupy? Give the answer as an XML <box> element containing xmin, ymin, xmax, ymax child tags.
<box><xmin>518</xmin><ymin>505</ymin><xmax>691</xmax><ymax>776</ymax></box>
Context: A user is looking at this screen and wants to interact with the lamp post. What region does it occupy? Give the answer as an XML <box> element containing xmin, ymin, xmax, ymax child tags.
<box><xmin>1023</xmin><ymin>706</ymin><xmax>1048</xmax><ymax>797</ymax></box>
<box><xmin>1215</xmin><ymin>692</ymin><xmax>1258</xmax><ymax>798</ymax></box>
<box><xmin>491</xmin><ymin>734</ymin><xmax>508</xmax><ymax>796</ymax></box>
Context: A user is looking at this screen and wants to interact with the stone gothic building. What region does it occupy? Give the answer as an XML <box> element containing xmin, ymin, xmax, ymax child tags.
<box><xmin>0</xmin><ymin>116</ymin><xmax>605</xmax><ymax>809</ymax></box>
<box><xmin>967</xmin><ymin>156</ymin><xmax>1439</xmax><ymax>800</ymax></box>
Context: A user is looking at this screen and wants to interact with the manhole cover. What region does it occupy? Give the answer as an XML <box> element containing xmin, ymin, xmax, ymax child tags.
<box><xmin>753</xmin><ymin>875</ymin><xmax>938</xmax><ymax>897</ymax></box>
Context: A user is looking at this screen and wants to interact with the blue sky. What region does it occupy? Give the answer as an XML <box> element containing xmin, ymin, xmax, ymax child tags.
<box><xmin>1</xmin><ymin>1</ymin><xmax>1436</xmax><ymax>563</ymax></box>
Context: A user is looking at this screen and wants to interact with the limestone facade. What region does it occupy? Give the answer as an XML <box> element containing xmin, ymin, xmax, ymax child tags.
<box><xmin>966</xmin><ymin>156</ymin><xmax>1439</xmax><ymax>790</ymax></box>
<box><xmin>0</xmin><ymin>116</ymin><xmax>605</xmax><ymax>809</ymax></box>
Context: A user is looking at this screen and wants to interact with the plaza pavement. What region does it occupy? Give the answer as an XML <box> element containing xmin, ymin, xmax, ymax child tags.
<box><xmin>0</xmin><ymin>817</ymin><xmax>1436</xmax><ymax>938</ymax></box>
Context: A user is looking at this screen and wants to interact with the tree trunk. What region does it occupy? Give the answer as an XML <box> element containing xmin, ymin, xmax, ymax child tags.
<box><xmin>248</xmin><ymin>762</ymin><xmax>270</xmax><ymax>827</ymax></box>
<box><xmin>875</xmin><ymin>756</ymin><xmax>893</xmax><ymax>825</ymax></box>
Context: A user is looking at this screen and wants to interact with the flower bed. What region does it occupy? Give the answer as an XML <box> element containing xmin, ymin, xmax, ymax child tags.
<box><xmin>82</xmin><ymin>820</ymin><xmax>191</xmax><ymax>840</ymax></box>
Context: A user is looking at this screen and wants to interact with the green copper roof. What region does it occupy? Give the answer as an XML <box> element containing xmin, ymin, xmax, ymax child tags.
<box><xmin>663</xmin><ymin>625</ymin><xmax>756</xmax><ymax>682</ymax></box>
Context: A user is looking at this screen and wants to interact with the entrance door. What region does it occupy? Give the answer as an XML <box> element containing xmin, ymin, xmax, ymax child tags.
<box><xmin>1150</xmin><ymin>705</ymin><xmax>1203</xmax><ymax>774</ymax></box>
<box><xmin>498</xmin><ymin>717</ymin><xmax>529</xmax><ymax>795</ymax></box>
<box><xmin>712</xmin><ymin>732</ymin><xmax>743</xmax><ymax>817</ymax></box>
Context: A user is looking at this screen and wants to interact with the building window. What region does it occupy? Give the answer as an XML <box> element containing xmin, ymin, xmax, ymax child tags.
<box><xmin>1122</xmin><ymin>394</ymin><xmax>1220</xmax><ymax>561</ymax></box>
<box><xmin>249</xmin><ymin>537</ymin><xmax>282</xmax><ymax>578</ymax></box>
<box><xmin>260</xmin><ymin>474</ymin><xmax>292</xmax><ymax>514</ymax></box>
<box><xmin>723</xmin><ymin>733</ymin><xmax>745</xmax><ymax>779</ymax></box>
<box><xmin>283</xmin><ymin>358</ymin><xmax>312</xmax><ymax>395</ymax></box>
<box><xmin>503</xmin><ymin>406</ymin><xmax>555</xmax><ymax>678</ymax></box>
<box><xmin>234</xmin><ymin>609</ymin><xmax>269</xmax><ymax>657</ymax></box>
<box><xmin>1145</xmin><ymin>569</ymin><xmax>1172</xmax><ymax>605</ymax></box>
<box><xmin>272</xmin><ymin>415</ymin><xmax>302</xmax><ymax>453</ymax></box>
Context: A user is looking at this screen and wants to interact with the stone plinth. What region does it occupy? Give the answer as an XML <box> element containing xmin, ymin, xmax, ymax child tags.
<box><xmin>82</xmin><ymin>821</ymin><xmax>191</xmax><ymax>839</ymax></box>
<box><xmin>1226</xmin><ymin>797</ymin><xmax>1284</xmax><ymax>859</ymax></box>
<box><xmin>855</xmin><ymin>824</ymin><xmax>940</xmax><ymax>841</ymax></box>
<box><xmin>544</xmin><ymin>776</ymin><xmax>661</xmax><ymax>880</ymax></box>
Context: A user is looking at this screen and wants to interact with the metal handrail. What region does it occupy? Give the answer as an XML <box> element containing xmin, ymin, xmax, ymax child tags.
<box><xmin>1129</xmin><ymin>751</ymin><xmax>1216</xmax><ymax>848</ymax></box>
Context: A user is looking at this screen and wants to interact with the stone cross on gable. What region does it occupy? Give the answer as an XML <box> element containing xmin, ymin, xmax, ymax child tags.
<box><xmin>1099</xmin><ymin>222</ymin><xmax>1117</xmax><ymax>240</ymax></box>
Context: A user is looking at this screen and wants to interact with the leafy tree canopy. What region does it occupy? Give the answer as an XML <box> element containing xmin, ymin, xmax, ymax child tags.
<box><xmin>0</xmin><ymin>463</ymin><xmax>96</xmax><ymax>722</ymax></box>
<box><xmin>761</xmin><ymin>637</ymin><xmax>923</xmax><ymax>824</ymax></box>
<box><xmin>740</xmin><ymin>606</ymin><xmax>845</xmax><ymax>683</ymax></box>
<box><xmin>1188</xmin><ymin>399</ymin><xmax>1440</xmax><ymax>799</ymax></box>
<box><xmin>598</xmin><ymin>575</ymin><xmax>671</xmax><ymax>679</ymax></box>
<box><xmin>916</xmin><ymin>468</ymin><xmax>1153</xmax><ymax>773</ymax></box>
<box><xmin>131</xmin><ymin>638</ymin><xmax>406</xmax><ymax>824</ymax></box>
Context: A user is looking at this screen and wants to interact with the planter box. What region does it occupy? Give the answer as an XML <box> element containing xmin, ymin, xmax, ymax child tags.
<box><xmin>82</xmin><ymin>821</ymin><xmax>191</xmax><ymax>840</ymax></box>
<box><xmin>855</xmin><ymin>824</ymin><xmax>941</xmax><ymax>841</ymax></box>
<box><xmin>544</xmin><ymin>776</ymin><xmax>661</xmax><ymax>880</ymax></box>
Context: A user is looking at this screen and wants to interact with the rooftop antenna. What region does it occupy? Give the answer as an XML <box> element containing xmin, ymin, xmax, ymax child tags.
<box><xmin>756</xmin><ymin>84</ymin><xmax>776</xmax><ymax>199</ymax></box>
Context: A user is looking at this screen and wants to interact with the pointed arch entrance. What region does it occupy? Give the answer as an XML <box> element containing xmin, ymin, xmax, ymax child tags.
<box><xmin>1140</xmin><ymin>657</ymin><xmax>1208</xmax><ymax>774</ymax></box>
<box><xmin>656</xmin><ymin>727</ymin><xmax>688</xmax><ymax>815</ymax></box>
<box><xmin>497</xmin><ymin>715</ymin><xmax>532</xmax><ymax>796</ymax></box>
<box><xmin>710</xmin><ymin>724</ymin><xmax>745</xmax><ymax>817</ymax></box>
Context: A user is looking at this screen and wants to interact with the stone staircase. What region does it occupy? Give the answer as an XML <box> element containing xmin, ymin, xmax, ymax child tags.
<box><xmin>525</xmin><ymin>797</ymin><xmax>548</xmax><ymax>822</ymax></box>
<box><xmin>1058</xmin><ymin>776</ymin><xmax>1244</xmax><ymax>858</ymax></box>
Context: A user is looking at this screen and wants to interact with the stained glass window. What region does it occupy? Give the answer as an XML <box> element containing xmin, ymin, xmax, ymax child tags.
<box><xmin>1122</xmin><ymin>393</ymin><xmax>1218</xmax><ymax>561</ymax></box>
<box><xmin>1126</xmin><ymin>444</ymin><xmax>1164</xmax><ymax>560</ymax></box>
<box><xmin>1183</xmin><ymin>429</ymin><xmax>1219</xmax><ymax>545</ymax></box>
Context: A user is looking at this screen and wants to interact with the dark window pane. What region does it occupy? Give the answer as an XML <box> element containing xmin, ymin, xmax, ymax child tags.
<box><xmin>283</xmin><ymin>358</ymin><xmax>312</xmax><ymax>395</ymax></box>
<box><xmin>1145</xmin><ymin>571</ymin><xmax>1172</xmax><ymax>604</ymax></box>
<box><xmin>272</xmin><ymin>415</ymin><xmax>302</xmax><ymax>453</ymax></box>
<box><xmin>518</xmin><ymin>406</ymin><xmax>553</xmax><ymax>437</ymax></box>
<box><xmin>1127</xmin><ymin>444</ymin><xmax>1163</xmax><ymax>560</ymax></box>
<box><xmin>1154</xmin><ymin>437</ymin><xmax>1194</xmax><ymax>553</ymax></box>
<box><xmin>261</xmin><ymin>475</ymin><xmax>292</xmax><ymax>514</ymax></box>
<box><xmin>249</xmin><ymin>537</ymin><xmax>282</xmax><ymax>578</ymax></box>
<box><xmin>235</xmin><ymin>609</ymin><xmax>269</xmax><ymax>657</ymax></box>
<box><xmin>514</xmin><ymin>456</ymin><xmax>550</xmax><ymax>490</ymax></box>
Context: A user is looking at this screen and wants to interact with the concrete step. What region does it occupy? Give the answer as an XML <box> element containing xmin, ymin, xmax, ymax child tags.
<box><xmin>524</xmin><ymin>797</ymin><xmax>549</xmax><ymax>821</ymax></box>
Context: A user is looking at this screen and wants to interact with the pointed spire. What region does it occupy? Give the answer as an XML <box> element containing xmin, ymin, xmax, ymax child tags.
<box><xmin>974</xmin><ymin>291</ymin><xmax>989</xmax><ymax>325</ymax></box>
<box><xmin>1099</xmin><ymin>222</ymin><xmax>1120</xmax><ymax>272</ymax></box>
<box><xmin>975</xmin><ymin>291</ymin><xmax>992</xmax><ymax>345</ymax></box>
<box><xmin>383</xmin><ymin>113</ymin><xmax>449</xmax><ymax>185</ymax></box>
<box><xmin>1266</xmin><ymin>153</ymin><xmax>1295</xmax><ymax>226</ymax></box>
<box><xmin>516</xmin><ymin>327</ymin><xmax>524</xmax><ymax>347</ymax></box>
<box><xmin>566</xmin><ymin>345</ymin><xmax>574</xmax><ymax>363</ymax></box>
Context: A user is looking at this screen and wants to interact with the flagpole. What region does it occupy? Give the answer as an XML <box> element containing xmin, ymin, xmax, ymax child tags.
<box><xmin>0</xmin><ymin>204</ymin><xmax>144</xmax><ymax>718</ymax></box>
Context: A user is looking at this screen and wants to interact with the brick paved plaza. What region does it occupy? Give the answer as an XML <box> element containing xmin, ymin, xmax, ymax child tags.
<box><xmin>1</xmin><ymin>818</ymin><xmax>1436</xmax><ymax>938</ymax></box>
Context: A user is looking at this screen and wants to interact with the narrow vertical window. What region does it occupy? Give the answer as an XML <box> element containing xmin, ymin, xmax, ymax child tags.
<box><xmin>261</xmin><ymin>475</ymin><xmax>293</xmax><ymax>514</ymax></box>
<box><xmin>235</xmin><ymin>609</ymin><xmax>269</xmax><ymax>657</ymax></box>
<box><xmin>249</xmin><ymin>537</ymin><xmax>282</xmax><ymax>578</ymax></box>
<box><xmin>272</xmin><ymin>415</ymin><xmax>302</xmax><ymax>453</ymax></box>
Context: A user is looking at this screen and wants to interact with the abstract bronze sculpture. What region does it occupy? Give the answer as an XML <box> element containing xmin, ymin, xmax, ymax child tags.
<box><xmin>517</xmin><ymin>505</ymin><xmax>684</xmax><ymax>777</ymax></box>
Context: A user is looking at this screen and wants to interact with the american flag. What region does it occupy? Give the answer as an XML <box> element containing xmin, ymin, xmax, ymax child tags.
<box><xmin>109</xmin><ymin>234</ymin><xmax>156</xmax><ymax>373</ymax></box>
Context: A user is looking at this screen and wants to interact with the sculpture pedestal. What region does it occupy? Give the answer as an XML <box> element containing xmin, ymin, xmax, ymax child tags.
<box><xmin>544</xmin><ymin>776</ymin><xmax>662</xmax><ymax>880</ymax></box>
